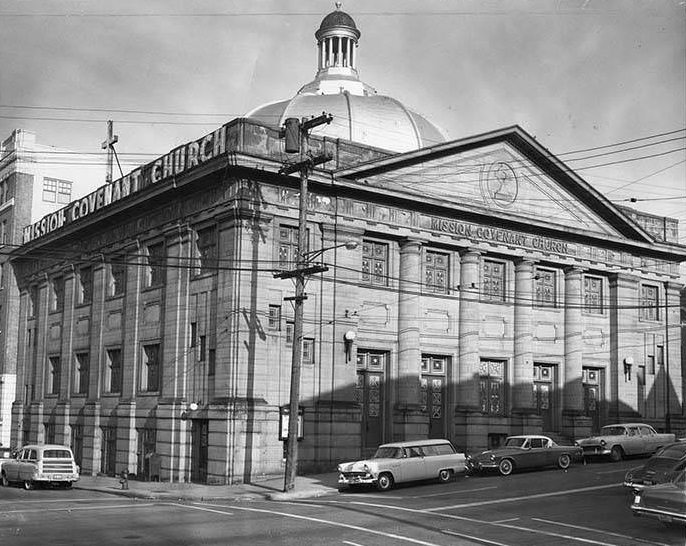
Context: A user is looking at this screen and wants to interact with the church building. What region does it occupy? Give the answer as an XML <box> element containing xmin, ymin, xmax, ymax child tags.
<box><xmin>9</xmin><ymin>7</ymin><xmax>685</xmax><ymax>484</ymax></box>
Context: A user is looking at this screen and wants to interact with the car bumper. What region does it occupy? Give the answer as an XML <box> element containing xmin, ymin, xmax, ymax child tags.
<box><xmin>466</xmin><ymin>460</ymin><xmax>498</xmax><ymax>472</ymax></box>
<box><xmin>35</xmin><ymin>473</ymin><xmax>80</xmax><ymax>482</ymax></box>
<box><xmin>338</xmin><ymin>473</ymin><xmax>376</xmax><ymax>487</ymax></box>
<box><xmin>581</xmin><ymin>446</ymin><xmax>611</xmax><ymax>457</ymax></box>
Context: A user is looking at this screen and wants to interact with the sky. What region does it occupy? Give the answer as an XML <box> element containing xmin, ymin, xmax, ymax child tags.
<box><xmin>1</xmin><ymin>0</ymin><xmax>684</xmax><ymax>245</ymax></box>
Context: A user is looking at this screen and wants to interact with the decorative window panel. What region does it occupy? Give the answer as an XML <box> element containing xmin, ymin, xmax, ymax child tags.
<box><xmin>362</xmin><ymin>240</ymin><xmax>389</xmax><ymax>286</ymax></box>
<box><xmin>479</xmin><ymin>359</ymin><xmax>505</xmax><ymax>415</ymax></box>
<box><xmin>196</xmin><ymin>226</ymin><xmax>218</xmax><ymax>275</ymax></box>
<box><xmin>639</xmin><ymin>284</ymin><xmax>659</xmax><ymax>321</ymax></box>
<box><xmin>534</xmin><ymin>267</ymin><xmax>556</xmax><ymax>307</ymax></box>
<box><xmin>483</xmin><ymin>260</ymin><xmax>506</xmax><ymax>301</ymax></box>
<box><xmin>425</xmin><ymin>251</ymin><xmax>449</xmax><ymax>294</ymax></box>
<box><xmin>583</xmin><ymin>275</ymin><xmax>603</xmax><ymax>314</ymax></box>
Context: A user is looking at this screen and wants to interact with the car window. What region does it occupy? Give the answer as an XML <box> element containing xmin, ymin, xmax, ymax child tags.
<box><xmin>422</xmin><ymin>445</ymin><xmax>438</xmax><ymax>457</ymax></box>
<box><xmin>373</xmin><ymin>446</ymin><xmax>401</xmax><ymax>459</ymax></box>
<box><xmin>505</xmin><ymin>437</ymin><xmax>527</xmax><ymax>448</ymax></box>
<box><xmin>28</xmin><ymin>450</ymin><xmax>38</xmax><ymax>460</ymax></box>
<box><xmin>601</xmin><ymin>426</ymin><xmax>626</xmax><ymax>436</ymax></box>
<box><xmin>658</xmin><ymin>445</ymin><xmax>686</xmax><ymax>459</ymax></box>
<box><xmin>432</xmin><ymin>443</ymin><xmax>456</xmax><ymax>455</ymax></box>
<box><xmin>529</xmin><ymin>438</ymin><xmax>544</xmax><ymax>449</ymax></box>
<box><xmin>628</xmin><ymin>428</ymin><xmax>638</xmax><ymax>436</ymax></box>
<box><xmin>43</xmin><ymin>449</ymin><xmax>72</xmax><ymax>458</ymax></box>
<box><xmin>408</xmin><ymin>447</ymin><xmax>424</xmax><ymax>458</ymax></box>
<box><xmin>639</xmin><ymin>426</ymin><xmax>654</xmax><ymax>435</ymax></box>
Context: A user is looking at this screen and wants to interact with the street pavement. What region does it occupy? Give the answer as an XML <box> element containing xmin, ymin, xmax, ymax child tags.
<box><xmin>74</xmin><ymin>471</ymin><xmax>339</xmax><ymax>502</ymax></box>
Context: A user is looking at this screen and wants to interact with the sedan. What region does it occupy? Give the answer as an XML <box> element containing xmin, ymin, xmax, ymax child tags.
<box><xmin>631</xmin><ymin>469</ymin><xmax>686</xmax><ymax>527</ymax></box>
<box><xmin>624</xmin><ymin>441</ymin><xmax>686</xmax><ymax>490</ymax></box>
<box><xmin>466</xmin><ymin>435</ymin><xmax>582</xmax><ymax>476</ymax></box>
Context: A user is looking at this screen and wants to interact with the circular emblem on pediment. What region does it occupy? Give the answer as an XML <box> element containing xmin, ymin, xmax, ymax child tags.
<box><xmin>482</xmin><ymin>162</ymin><xmax>518</xmax><ymax>208</ymax></box>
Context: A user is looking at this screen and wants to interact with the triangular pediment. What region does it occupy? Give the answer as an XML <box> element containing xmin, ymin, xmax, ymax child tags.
<box><xmin>336</xmin><ymin>126</ymin><xmax>652</xmax><ymax>243</ymax></box>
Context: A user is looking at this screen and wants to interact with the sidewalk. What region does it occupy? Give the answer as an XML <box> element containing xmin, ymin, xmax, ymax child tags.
<box><xmin>75</xmin><ymin>472</ymin><xmax>340</xmax><ymax>502</ymax></box>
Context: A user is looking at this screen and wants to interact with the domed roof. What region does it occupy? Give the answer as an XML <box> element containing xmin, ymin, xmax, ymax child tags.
<box><xmin>245</xmin><ymin>5</ymin><xmax>447</xmax><ymax>153</ymax></box>
<box><xmin>316</xmin><ymin>6</ymin><xmax>360</xmax><ymax>40</ymax></box>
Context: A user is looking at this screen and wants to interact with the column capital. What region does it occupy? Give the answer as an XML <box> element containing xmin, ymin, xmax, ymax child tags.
<box><xmin>515</xmin><ymin>258</ymin><xmax>537</xmax><ymax>272</ymax></box>
<box><xmin>459</xmin><ymin>247</ymin><xmax>481</xmax><ymax>262</ymax></box>
<box><xmin>399</xmin><ymin>237</ymin><xmax>424</xmax><ymax>252</ymax></box>
<box><xmin>563</xmin><ymin>265</ymin><xmax>585</xmax><ymax>277</ymax></box>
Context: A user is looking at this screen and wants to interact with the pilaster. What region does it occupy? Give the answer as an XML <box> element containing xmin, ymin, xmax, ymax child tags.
<box><xmin>512</xmin><ymin>259</ymin><xmax>536</xmax><ymax>413</ymax></box>
<box><xmin>456</xmin><ymin>248</ymin><xmax>481</xmax><ymax>411</ymax></box>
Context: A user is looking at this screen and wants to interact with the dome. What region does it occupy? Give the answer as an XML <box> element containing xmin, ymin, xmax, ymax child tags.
<box><xmin>245</xmin><ymin>5</ymin><xmax>447</xmax><ymax>153</ymax></box>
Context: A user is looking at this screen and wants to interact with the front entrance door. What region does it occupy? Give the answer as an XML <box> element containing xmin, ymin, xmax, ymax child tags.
<box><xmin>533</xmin><ymin>363</ymin><xmax>556</xmax><ymax>432</ymax></box>
<box><xmin>421</xmin><ymin>355</ymin><xmax>448</xmax><ymax>439</ymax></box>
<box><xmin>101</xmin><ymin>426</ymin><xmax>116</xmax><ymax>476</ymax></box>
<box><xmin>583</xmin><ymin>367</ymin><xmax>604</xmax><ymax>433</ymax></box>
<box><xmin>356</xmin><ymin>350</ymin><xmax>387</xmax><ymax>458</ymax></box>
<box><xmin>191</xmin><ymin>419</ymin><xmax>209</xmax><ymax>483</ymax></box>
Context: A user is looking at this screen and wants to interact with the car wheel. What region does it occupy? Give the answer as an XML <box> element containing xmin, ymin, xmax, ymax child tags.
<box><xmin>610</xmin><ymin>446</ymin><xmax>623</xmax><ymax>462</ymax></box>
<box><xmin>498</xmin><ymin>459</ymin><xmax>514</xmax><ymax>476</ymax></box>
<box><xmin>1</xmin><ymin>473</ymin><xmax>9</xmax><ymax>487</ymax></box>
<box><xmin>376</xmin><ymin>473</ymin><xmax>394</xmax><ymax>491</ymax></box>
<box><xmin>438</xmin><ymin>469</ymin><xmax>453</xmax><ymax>483</ymax></box>
<box><xmin>62</xmin><ymin>482</ymin><xmax>73</xmax><ymax>489</ymax></box>
<box><xmin>557</xmin><ymin>454</ymin><xmax>571</xmax><ymax>469</ymax></box>
<box><xmin>23</xmin><ymin>480</ymin><xmax>34</xmax><ymax>490</ymax></box>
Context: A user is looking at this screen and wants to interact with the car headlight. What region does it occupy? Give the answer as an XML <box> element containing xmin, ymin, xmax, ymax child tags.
<box><xmin>633</xmin><ymin>492</ymin><xmax>642</xmax><ymax>506</ymax></box>
<box><xmin>489</xmin><ymin>454</ymin><xmax>496</xmax><ymax>462</ymax></box>
<box><xmin>600</xmin><ymin>440</ymin><xmax>606</xmax><ymax>447</ymax></box>
<box><xmin>363</xmin><ymin>464</ymin><xmax>370</xmax><ymax>473</ymax></box>
<box><xmin>574</xmin><ymin>441</ymin><xmax>579</xmax><ymax>447</ymax></box>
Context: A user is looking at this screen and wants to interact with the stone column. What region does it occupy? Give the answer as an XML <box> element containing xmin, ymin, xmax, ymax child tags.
<box><xmin>456</xmin><ymin>249</ymin><xmax>481</xmax><ymax>410</ymax></box>
<box><xmin>562</xmin><ymin>267</ymin><xmax>589</xmax><ymax>439</ymax></box>
<box><xmin>394</xmin><ymin>239</ymin><xmax>425</xmax><ymax>439</ymax></box>
<box><xmin>512</xmin><ymin>259</ymin><xmax>535</xmax><ymax>413</ymax></box>
<box><xmin>609</xmin><ymin>273</ymin><xmax>639</xmax><ymax>422</ymax></box>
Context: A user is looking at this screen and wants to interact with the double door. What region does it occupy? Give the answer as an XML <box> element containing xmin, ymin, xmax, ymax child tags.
<box><xmin>533</xmin><ymin>363</ymin><xmax>556</xmax><ymax>432</ymax></box>
<box><xmin>421</xmin><ymin>355</ymin><xmax>448</xmax><ymax>439</ymax></box>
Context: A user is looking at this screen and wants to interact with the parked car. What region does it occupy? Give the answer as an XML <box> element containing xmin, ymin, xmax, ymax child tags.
<box><xmin>1</xmin><ymin>444</ymin><xmax>80</xmax><ymax>489</ymax></box>
<box><xmin>631</xmin><ymin>469</ymin><xmax>686</xmax><ymax>526</ymax></box>
<box><xmin>624</xmin><ymin>441</ymin><xmax>686</xmax><ymax>491</ymax></box>
<box><xmin>576</xmin><ymin>423</ymin><xmax>675</xmax><ymax>462</ymax></box>
<box><xmin>337</xmin><ymin>439</ymin><xmax>466</xmax><ymax>491</ymax></box>
<box><xmin>466</xmin><ymin>435</ymin><xmax>583</xmax><ymax>476</ymax></box>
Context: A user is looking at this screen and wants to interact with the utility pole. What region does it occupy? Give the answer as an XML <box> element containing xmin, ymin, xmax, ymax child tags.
<box><xmin>275</xmin><ymin>113</ymin><xmax>333</xmax><ymax>493</ymax></box>
<box><xmin>101</xmin><ymin>119</ymin><xmax>120</xmax><ymax>183</ymax></box>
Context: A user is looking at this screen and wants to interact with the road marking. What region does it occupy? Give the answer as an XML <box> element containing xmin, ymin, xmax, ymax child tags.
<box><xmin>1</xmin><ymin>502</ymin><xmax>158</xmax><ymax>514</ymax></box>
<box><xmin>442</xmin><ymin>529</ymin><xmax>510</xmax><ymax>546</ymax></box>
<box><xmin>531</xmin><ymin>517</ymin><xmax>672</xmax><ymax>546</ymax></box>
<box><xmin>342</xmin><ymin>542</ymin><xmax>366</xmax><ymax>546</ymax></box>
<box><xmin>411</xmin><ymin>486</ymin><xmax>498</xmax><ymax>498</ymax></box>
<box><xmin>188</xmin><ymin>502</ymin><xmax>446</xmax><ymax>546</ymax></box>
<box><xmin>0</xmin><ymin>497</ymin><xmax>106</xmax><ymax>504</ymax></box>
<box><xmin>173</xmin><ymin>503</ymin><xmax>233</xmax><ymax>516</ymax></box>
<box><xmin>426</xmin><ymin>483</ymin><xmax>619</xmax><ymax>511</ymax></box>
<box><xmin>491</xmin><ymin>518</ymin><xmax>520</xmax><ymax>523</ymax></box>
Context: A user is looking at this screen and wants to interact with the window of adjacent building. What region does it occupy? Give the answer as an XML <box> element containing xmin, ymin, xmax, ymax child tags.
<box><xmin>656</xmin><ymin>344</ymin><xmax>664</xmax><ymax>369</ymax></box>
<box><xmin>479</xmin><ymin>359</ymin><xmax>505</xmax><ymax>415</ymax></box>
<box><xmin>0</xmin><ymin>179</ymin><xmax>6</xmax><ymax>204</ymax></box>
<box><xmin>362</xmin><ymin>240</ymin><xmax>389</xmax><ymax>286</ymax></box>
<box><xmin>482</xmin><ymin>259</ymin><xmax>506</xmax><ymax>302</ymax></box>
<box><xmin>105</xmin><ymin>348</ymin><xmax>122</xmax><ymax>394</ymax></box>
<box><xmin>278</xmin><ymin>225</ymin><xmax>306</xmax><ymax>270</ymax></box>
<box><xmin>44</xmin><ymin>422</ymin><xmax>56</xmax><ymax>444</ymax></box>
<box><xmin>108</xmin><ymin>258</ymin><xmax>126</xmax><ymax>297</ymax></box>
<box><xmin>47</xmin><ymin>356</ymin><xmax>61</xmax><ymax>395</ymax></box>
<box><xmin>190</xmin><ymin>322</ymin><xmax>197</xmax><ymax>348</ymax></box>
<box><xmin>195</xmin><ymin>225</ymin><xmax>218</xmax><ymax>276</ymax></box>
<box><xmin>639</xmin><ymin>284</ymin><xmax>659</xmax><ymax>321</ymax></box>
<box><xmin>534</xmin><ymin>267</ymin><xmax>556</xmax><ymax>307</ymax></box>
<box><xmin>425</xmin><ymin>250</ymin><xmax>449</xmax><ymax>294</ymax></box>
<box><xmin>42</xmin><ymin>177</ymin><xmax>72</xmax><ymax>203</ymax></box>
<box><xmin>0</xmin><ymin>220</ymin><xmax>7</xmax><ymax>245</ymax></box>
<box><xmin>198</xmin><ymin>335</ymin><xmax>206</xmax><ymax>362</ymax></box>
<box><xmin>51</xmin><ymin>276</ymin><xmax>65</xmax><ymax>312</ymax></box>
<box><xmin>208</xmin><ymin>348</ymin><xmax>216</xmax><ymax>377</ymax></box>
<box><xmin>0</xmin><ymin>263</ymin><xmax>3</xmax><ymax>288</ymax></box>
<box><xmin>583</xmin><ymin>275</ymin><xmax>603</xmax><ymax>314</ymax></box>
<box><xmin>74</xmin><ymin>352</ymin><xmax>89</xmax><ymax>395</ymax></box>
<box><xmin>286</xmin><ymin>320</ymin><xmax>294</xmax><ymax>344</ymax></box>
<box><xmin>268</xmin><ymin>305</ymin><xmax>281</xmax><ymax>330</ymax></box>
<box><xmin>303</xmin><ymin>338</ymin><xmax>315</xmax><ymax>365</ymax></box>
<box><xmin>146</xmin><ymin>242</ymin><xmax>166</xmax><ymax>287</ymax></box>
<box><xmin>78</xmin><ymin>266</ymin><xmax>92</xmax><ymax>305</ymax></box>
<box><xmin>141</xmin><ymin>343</ymin><xmax>161</xmax><ymax>393</ymax></box>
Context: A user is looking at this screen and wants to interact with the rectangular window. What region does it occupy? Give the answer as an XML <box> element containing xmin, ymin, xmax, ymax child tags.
<box><xmin>362</xmin><ymin>240</ymin><xmax>389</xmax><ymax>286</ymax></box>
<box><xmin>268</xmin><ymin>305</ymin><xmax>281</xmax><ymax>330</ymax></box>
<box><xmin>146</xmin><ymin>242</ymin><xmax>166</xmax><ymax>287</ymax></box>
<box><xmin>190</xmin><ymin>322</ymin><xmax>197</xmax><ymax>347</ymax></box>
<box><xmin>106</xmin><ymin>348</ymin><xmax>122</xmax><ymax>394</ymax></box>
<box><xmin>286</xmin><ymin>321</ymin><xmax>294</xmax><ymax>344</ymax></box>
<box><xmin>303</xmin><ymin>338</ymin><xmax>315</xmax><ymax>364</ymax></box>
<box><xmin>42</xmin><ymin>177</ymin><xmax>57</xmax><ymax>202</ymax></box>
<box><xmin>57</xmin><ymin>179</ymin><xmax>71</xmax><ymax>204</ymax></box>
<box><xmin>425</xmin><ymin>251</ymin><xmax>449</xmax><ymax>294</ymax></box>
<box><xmin>199</xmin><ymin>335</ymin><xmax>206</xmax><ymax>362</ymax></box>
<box><xmin>639</xmin><ymin>284</ymin><xmax>659</xmax><ymax>321</ymax></box>
<box><xmin>141</xmin><ymin>343</ymin><xmax>161</xmax><ymax>392</ymax></box>
<box><xmin>208</xmin><ymin>348</ymin><xmax>216</xmax><ymax>377</ymax></box>
<box><xmin>44</xmin><ymin>422</ymin><xmax>56</xmax><ymax>444</ymax></box>
<box><xmin>28</xmin><ymin>286</ymin><xmax>38</xmax><ymax>317</ymax></box>
<box><xmin>656</xmin><ymin>345</ymin><xmax>664</xmax><ymax>368</ymax></box>
<box><xmin>534</xmin><ymin>267</ymin><xmax>556</xmax><ymax>307</ymax></box>
<box><xmin>109</xmin><ymin>259</ymin><xmax>126</xmax><ymax>297</ymax></box>
<box><xmin>479</xmin><ymin>359</ymin><xmax>505</xmax><ymax>415</ymax></box>
<box><xmin>52</xmin><ymin>276</ymin><xmax>65</xmax><ymax>311</ymax></box>
<box><xmin>482</xmin><ymin>260</ymin><xmax>506</xmax><ymax>302</ymax></box>
<box><xmin>195</xmin><ymin>226</ymin><xmax>218</xmax><ymax>275</ymax></box>
<box><xmin>1</xmin><ymin>220</ymin><xmax>7</xmax><ymax>245</ymax></box>
<box><xmin>48</xmin><ymin>356</ymin><xmax>61</xmax><ymax>395</ymax></box>
<box><xmin>79</xmin><ymin>266</ymin><xmax>92</xmax><ymax>304</ymax></box>
<box><xmin>278</xmin><ymin>226</ymin><xmax>301</xmax><ymax>269</ymax></box>
<box><xmin>583</xmin><ymin>275</ymin><xmax>603</xmax><ymax>314</ymax></box>
<box><xmin>74</xmin><ymin>352</ymin><xmax>89</xmax><ymax>395</ymax></box>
